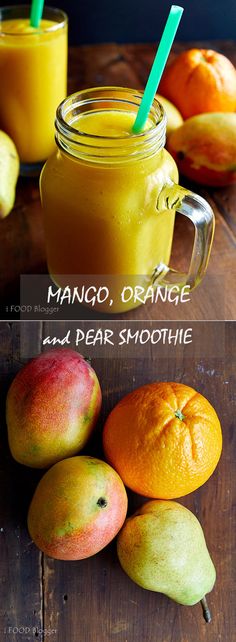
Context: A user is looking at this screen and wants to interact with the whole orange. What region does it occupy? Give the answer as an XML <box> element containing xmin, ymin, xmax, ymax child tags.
<box><xmin>159</xmin><ymin>49</ymin><xmax>236</xmax><ymax>118</ymax></box>
<box><xmin>103</xmin><ymin>382</ymin><xmax>222</xmax><ymax>499</ymax></box>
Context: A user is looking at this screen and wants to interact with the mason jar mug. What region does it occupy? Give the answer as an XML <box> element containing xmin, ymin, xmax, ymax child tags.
<box><xmin>40</xmin><ymin>87</ymin><xmax>215</xmax><ymax>312</ymax></box>
<box><xmin>0</xmin><ymin>5</ymin><xmax>68</xmax><ymax>176</ymax></box>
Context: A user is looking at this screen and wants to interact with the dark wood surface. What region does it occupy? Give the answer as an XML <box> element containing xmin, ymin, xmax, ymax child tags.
<box><xmin>0</xmin><ymin>42</ymin><xmax>236</xmax><ymax>320</ymax></box>
<box><xmin>0</xmin><ymin>321</ymin><xmax>235</xmax><ymax>642</ymax></box>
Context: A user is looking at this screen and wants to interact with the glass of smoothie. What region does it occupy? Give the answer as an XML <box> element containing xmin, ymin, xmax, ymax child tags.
<box><xmin>0</xmin><ymin>5</ymin><xmax>68</xmax><ymax>176</ymax></box>
<box><xmin>40</xmin><ymin>87</ymin><xmax>215</xmax><ymax>313</ymax></box>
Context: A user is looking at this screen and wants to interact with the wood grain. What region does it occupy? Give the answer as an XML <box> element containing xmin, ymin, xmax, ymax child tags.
<box><xmin>0</xmin><ymin>324</ymin><xmax>43</xmax><ymax>640</ymax></box>
<box><xmin>0</xmin><ymin>321</ymin><xmax>235</xmax><ymax>642</ymax></box>
<box><xmin>0</xmin><ymin>42</ymin><xmax>236</xmax><ymax>320</ymax></box>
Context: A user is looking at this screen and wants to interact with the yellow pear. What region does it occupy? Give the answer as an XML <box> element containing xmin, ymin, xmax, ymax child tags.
<box><xmin>156</xmin><ymin>94</ymin><xmax>183</xmax><ymax>136</ymax></box>
<box><xmin>0</xmin><ymin>130</ymin><xmax>19</xmax><ymax>219</ymax></box>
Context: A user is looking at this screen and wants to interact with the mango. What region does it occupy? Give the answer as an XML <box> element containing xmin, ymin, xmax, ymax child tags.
<box><xmin>6</xmin><ymin>349</ymin><xmax>102</xmax><ymax>468</ymax></box>
<box><xmin>167</xmin><ymin>113</ymin><xmax>236</xmax><ymax>186</ymax></box>
<box><xmin>156</xmin><ymin>94</ymin><xmax>183</xmax><ymax>136</ymax></box>
<box><xmin>28</xmin><ymin>456</ymin><xmax>128</xmax><ymax>560</ymax></box>
<box><xmin>0</xmin><ymin>130</ymin><xmax>19</xmax><ymax>219</ymax></box>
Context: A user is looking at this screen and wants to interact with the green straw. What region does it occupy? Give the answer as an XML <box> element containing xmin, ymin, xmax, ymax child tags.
<box><xmin>30</xmin><ymin>0</ymin><xmax>45</xmax><ymax>28</ymax></box>
<box><xmin>132</xmin><ymin>5</ymin><xmax>184</xmax><ymax>133</ymax></box>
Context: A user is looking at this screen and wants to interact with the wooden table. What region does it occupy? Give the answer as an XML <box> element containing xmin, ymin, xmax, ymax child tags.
<box><xmin>0</xmin><ymin>321</ymin><xmax>235</xmax><ymax>642</ymax></box>
<box><xmin>0</xmin><ymin>42</ymin><xmax>236</xmax><ymax>321</ymax></box>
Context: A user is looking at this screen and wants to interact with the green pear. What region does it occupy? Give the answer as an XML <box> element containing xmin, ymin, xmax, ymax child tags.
<box><xmin>0</xmin><ymin>130</ymin><xmax>19</xmax><ymax>219</ymax></box>
<box><xmin>117</xmin><ymin>500</ymin><xmax>216</xmax><ymax>622</ymax></box>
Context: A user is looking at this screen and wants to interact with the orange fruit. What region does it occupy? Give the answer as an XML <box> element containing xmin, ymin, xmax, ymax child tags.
<box><xmin>159</xmin><ymin>48</ymin><xmax>236</xmax><ymax>119</ymax></box>
<box><xmin>103</xmin><ymin>382</ymin><xmax>222</xmax><ymax>499</ymax></box>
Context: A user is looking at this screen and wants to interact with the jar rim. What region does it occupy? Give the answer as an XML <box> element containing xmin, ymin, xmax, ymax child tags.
<box><xmin>56</xmin><ymin>86</ymin><xmax>166</xmax><ymax>142</ymax></box>
<box><xmin>0</xmin><ymin>5</ymin><xmax>68</xmax><ymax>34</ymax></box>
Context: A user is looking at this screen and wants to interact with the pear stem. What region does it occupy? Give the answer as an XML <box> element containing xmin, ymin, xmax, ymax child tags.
<box><xmin>201</xmin><ymin>596</ymin><xmax>212</xmax><ymax>623</ymax></box>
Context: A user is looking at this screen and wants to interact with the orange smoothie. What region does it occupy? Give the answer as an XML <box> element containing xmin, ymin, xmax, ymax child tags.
<box><xmin>40</xmin><ymin>94</ymin><xmax>179</xmax><ymax>312</ymax></box>
<box><xmin>0</xmin><ymin>8</ymin><xmax>67</xmax><ymax>166</ymax></box>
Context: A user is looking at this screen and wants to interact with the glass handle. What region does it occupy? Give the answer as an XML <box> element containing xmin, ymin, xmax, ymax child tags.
<box><xmin>153</xmin><ymin>184</ymin><xmax>215</xmax><ymax>289</ymax></box>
